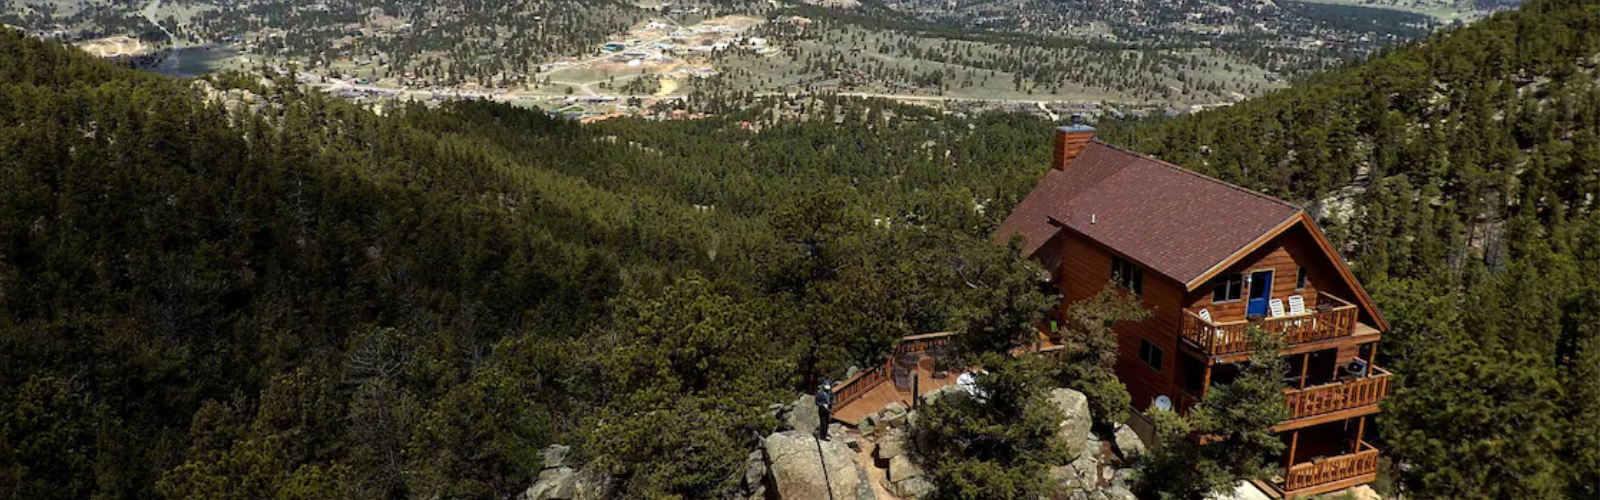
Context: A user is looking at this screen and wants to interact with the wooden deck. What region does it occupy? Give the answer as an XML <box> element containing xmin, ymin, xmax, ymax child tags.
<box><xmin>831</xmin><ymin>354</ymin><xmax>962</xmax><ymax>425</ymax></box>
<box><xmin>1254</xmin><ymin>441</ymin><xmax>1382</xmax><ymax>498</ymax></box>
<box><xmin>1180</xmin><ymin>293</ymin><xmax>1363</xmax><ymax>357</ymax></box>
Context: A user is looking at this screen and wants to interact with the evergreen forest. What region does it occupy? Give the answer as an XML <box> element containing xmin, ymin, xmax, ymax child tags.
<box><xmin>0</xmin><ymin>0</ymin><xmax>1597</xmax><ymax>498</ymax></box>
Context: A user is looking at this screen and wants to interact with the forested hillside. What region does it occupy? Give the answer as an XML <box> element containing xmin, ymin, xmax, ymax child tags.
<box><xmin>0</xmin><ymin>26</ymin><xmax>1068</xmax><ymax>499</ymax></box>
<box><xmin>1</xmin><ymin>0</ymin><xmax>1598</xmax><ymax>497</ymax></box>
<box><xmin>1100</xmin><ymin>0</ymin><xmax>1600</xmax><ymax>496</ymax></box>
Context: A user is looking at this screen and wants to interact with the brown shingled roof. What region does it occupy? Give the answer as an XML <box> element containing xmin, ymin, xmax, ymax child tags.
<box><xmin>996</xmin><ymin>140</ymin><xmax>1302</xmax><ymax>288</ymax></box>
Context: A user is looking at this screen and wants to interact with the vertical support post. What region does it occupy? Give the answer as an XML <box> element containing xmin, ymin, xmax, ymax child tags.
<box><xmin>1354</xmin><ymin>416</ymin><xmax>1367</xmax><ymax>453</ymax></box>
<box><xmin>1299</xmin><ymin>352</ymin><xmax>1310</xmax><ymax>389</ymax></box>
<box><xmin>1369</xmin><ymin>342</ymin><xmax>1379</xmax><ymax>365</ymax></box>
<box><xmin>1200</xmin><ymin>363</ymin><xmax>1214</xmax><ymax>398</ymax></box>
<box><xmin>1288</xmin><ymin>430</ymin><xmax>1300</xmax><ymax>469</ymax></box>
<box><xmin>912</xmin><ymin>374</ymin><xmax>920</xmax><ymax>409</ymax></box>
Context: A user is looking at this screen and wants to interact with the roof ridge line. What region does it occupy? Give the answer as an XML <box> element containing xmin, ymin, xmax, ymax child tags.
<box><xmin>1089</xmin><ymin>139</ymin><xmax>1301</xmax><ymax>211</ymax></box>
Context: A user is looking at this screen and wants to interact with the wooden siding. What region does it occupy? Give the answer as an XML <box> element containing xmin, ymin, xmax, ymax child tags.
<box><xmin>1056</xmin><ymin>233</ymin><xmax>1184</xmax><ymax>411</ymax></box>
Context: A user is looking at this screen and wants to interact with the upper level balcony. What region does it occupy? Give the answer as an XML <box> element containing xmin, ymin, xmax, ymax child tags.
<box><xmin>1179</xmin><ymin>292</ymin><xmax>1376</xmax><ymax>358</ymax></box>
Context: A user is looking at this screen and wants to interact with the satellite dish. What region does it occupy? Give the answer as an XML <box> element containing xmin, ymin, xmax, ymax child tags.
<box><xmin>1153</xmin><ymin>395</ymin><xmax>1173</xmax><ymax>412</ymax></box>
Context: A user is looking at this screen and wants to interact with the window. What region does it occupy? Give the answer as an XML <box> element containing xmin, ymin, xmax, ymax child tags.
<box><xmin>1296</xmin><ymin>267</ymin><xmax>1308</xmax><ymax>290</ymax></box>
<box><xmin>1110</xmin><ymin>256</ymin><xmax>1144</xmax><ymax>295</ymax></box>
<box><xmin>1139</xmin><ymin>339</ymin><xmax>1163</xmax><ymax>372</ymax></box>
<box><xmin>1211</xmin><ymin>273</ymin><xmax>1244</xmax><ymax>302</ymax></box>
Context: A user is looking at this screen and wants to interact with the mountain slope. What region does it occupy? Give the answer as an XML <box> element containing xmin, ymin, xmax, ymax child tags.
<box><xmin>0</xmin><ymin>25</ymin><xmax>1074</xmax><ymax>499</ymax></box>
<box><xmin>1099</xmin><ymin>0</ymin><xmax>1599</xmax><ymax>496</ymax></box>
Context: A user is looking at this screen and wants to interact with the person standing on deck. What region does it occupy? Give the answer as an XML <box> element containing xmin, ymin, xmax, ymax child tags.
<box><xmin>815</xmin><ymin>380</ymin><xmax>835</xmax><ymax>440</ymax></box>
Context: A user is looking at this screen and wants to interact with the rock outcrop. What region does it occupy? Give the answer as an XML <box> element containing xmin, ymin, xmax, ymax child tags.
<box><xmin>920</xmin><ymin>384</ymin><xmax>966</xmax><ymax>405</ymax></box>
<box><xmin>856</xmin><ymin>400</ymin><xmax>915</xmax><ymax>437</ymax></box>
<box><xmin>518</xmin><ymin>445</ymin><xmax>609</xmax><ymax>500</ymax></box>
<box><xmin>875</xmin><ymin>433</ymin><xmax>907</xmax><ymax>461</ymax></box>
<box><xmin>785</xmin><ymin>394</ymin><xmax>822</xmax><ymax>436</ymax></box>
<box><xmin>1048</xmin><ymin>388</ymin><xmax>1093</xmax><ymax>458</ymax></box>
<box><xmin>1112</xmin><ymin>424</ymin><xmax>1146</xmax><ymax>460</ymax></box>
<box><xmin>764</xmin><ymin>431</ymin><xmax>878</xmax><ymax>500</ymax></box>
<box><xmin>887</xmin><ymin>454</ymin><xmax>922</xmax><ymax>483</ymax></box>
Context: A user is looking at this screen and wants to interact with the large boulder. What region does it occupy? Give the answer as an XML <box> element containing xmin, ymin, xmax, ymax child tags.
<box><xmin>1048</xmin><ymin>388</ymin><xmax>1093</xmax><ymax>458</ymax></box>
<box><xmin>875</xmin><ymin>434</ymin><xmax>907</xmax><ymax>461</ymax></box>
<box><xmin>921</xmin><ymin>384</ymin><xmax>966</xmax><ymax>405</ymax></box>
<box><xmin>1104</xmin><ymin>484</ymin><xmax>1137</xmax><ymax>500</ymax></box>
<box><xmin>879</xmin><ymin>402</ymin><xmax>909</xmax><ymax>428</ymax></box>
<box><xmin>857</xmin><ymin>414</ymin><xmax>878</xmax><ymax>435</ymax></box>
<box><xmin>1051</xmin><ymin>464</ymin><xmax>1093</xmax><ymax>492</ymax></box>
<box><xmin>522</xmin><ymin>467</ymin><xmax>577</xmax><ymax>500</ymax></box>
<box><xmin>763</xmin><ymin>431</ymin><xmax>878</xmax><ymax>500</ymax></box>
<box><xmin>786</xmin><ymin>394</ymin><xmax>821</xmax><ymax>435</ymax></box>
<box><xmin>887</xmin><ymin>476</ymin><xmax>934</xmax><ymax>498</ymax></box>
<box><xmin>1112</xmin><ymin>424</ymin><xmax>1146</xmax><ymax>460</ymax></box>
<box><xmin>887</xmin><ymin>454</ymin><xmax>923</xmax><ymax>483</ymax></box>
<box><xmin>880</xmin><ymin>402</ymin><xmax>908</xmax><ymax>419</ymax></box>
<box><xmin>542</xmin><ymin>444</ymin><xmax>572</xmax><ymax>469</ymax></box>
<box><xmin>520</xmin><ymin>465</ymin><xmax>609</xmax><ymax>500</ymax></box>
<box><xmin>745</xmin><ymin>449</ymin><xmax>767</xmax><ymax>490</ymax></box>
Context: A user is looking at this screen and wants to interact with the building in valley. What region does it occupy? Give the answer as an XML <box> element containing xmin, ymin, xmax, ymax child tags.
<box><xmin>994</xmin><ymin>125</ymin><xmax>1392</xmax><ymax>498</ymax></box>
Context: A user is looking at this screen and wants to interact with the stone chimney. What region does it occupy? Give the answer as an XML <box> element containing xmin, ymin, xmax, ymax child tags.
<box><xmin>1053</xmin><ymin>116</ymin><xmax>1096</xmax><ymax>171</ymax></box>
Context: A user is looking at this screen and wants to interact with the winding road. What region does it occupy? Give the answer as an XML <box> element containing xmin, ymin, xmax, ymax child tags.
<box><xmin>141</xmin><ymin>0</ymin><xmax>184</xmax><ymax>74</ymax></box>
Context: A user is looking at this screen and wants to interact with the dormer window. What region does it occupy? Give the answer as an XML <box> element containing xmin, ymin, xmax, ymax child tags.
<box><xmin>1111</xmin><ymin>256</ymin><xmax>1144</xmax><ymax>295</ymax></box>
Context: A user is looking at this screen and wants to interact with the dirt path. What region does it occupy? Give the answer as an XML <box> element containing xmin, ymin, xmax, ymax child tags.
<box><xmin>853</xmin><ymin>436</ymin><xmax>899</xmax><ymax>499</ymax></box>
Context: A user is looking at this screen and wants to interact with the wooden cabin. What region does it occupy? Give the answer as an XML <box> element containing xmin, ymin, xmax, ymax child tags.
<box><xmin>995</xmin><ymin>126</ymin><xmax>1392</xmax><ymax>498</ymax></box>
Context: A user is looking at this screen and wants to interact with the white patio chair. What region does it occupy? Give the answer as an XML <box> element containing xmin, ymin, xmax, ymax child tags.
<box><xmin>1288</xmin><ymin>295</ymin><xmax>1308</xmax><ymax>315</ymax></box>
<box><xmin>1269</xmin><ymin>298</ymin><xmax>1286</xmax><ymax>318</ymax></box>
<box><xmin>1198</xmin><ymin>308</ymin><xmax>1213</xmax><ymax>323</ymax></box>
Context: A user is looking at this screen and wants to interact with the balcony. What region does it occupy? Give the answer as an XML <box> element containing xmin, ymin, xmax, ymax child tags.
<box><xmin>1261</xmin><ymin>441</ymin><xmax>1381</xmax><ymax>498</ymax></box>
<box><xmin>1180</xmin><ymin>293</ymin><xmax>1365</xmax><ymax>357</ymax></box>
<box><xmin>1277</xmin><ymin>365</ymin><xmax>1390</xmax><ymax>430</ymax></box>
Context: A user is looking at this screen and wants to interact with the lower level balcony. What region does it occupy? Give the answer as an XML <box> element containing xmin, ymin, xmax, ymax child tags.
<box><xmin>1259</xmin><ymin>440</ymin><xmax>1381</xmax><ymax>498</ymax></box>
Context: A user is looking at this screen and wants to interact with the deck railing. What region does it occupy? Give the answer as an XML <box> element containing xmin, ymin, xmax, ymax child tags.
<box><xmin>834</xmin><ymin>332</ymin><xmax>958</xmax><ymax>408</ymax></box>
<box><xmin>832</xmin><ymin>358</ymin><xmax>891</xmax><ymax>408</ymax></box>
<box><xmin>896</xmin><ymin>331</ymin><xmax>956</xmax><ymax>356</ymax></box>
<box><xmin>1034</xmin><ymin>345</ymin><xmax>1069</xmax><ymax>362</ymax></box>
<box><xmin>1283</xmin><ymin>441</ymin><xmax>1380</xmax><ymax>492</ymax></box>
<box><xmin>1284</xmin><ymin>366</ymin><xmax>1391</xmax><ymax>420</ymax></box>
<box><xmin>1180</xmin><ymin>293</ymin><xmax>1360</xmax><ymax>356</ymax></box>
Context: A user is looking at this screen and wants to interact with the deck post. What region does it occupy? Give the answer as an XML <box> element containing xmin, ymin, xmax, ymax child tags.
<box><xmin>912</xmin><ymin>375</ymin><xmax>920</xmax><ymax>409</ymax></box>
<box><xmin>1369</xmin><ymin>342</ymin><xmax>1378</xmax><ymax>365</ymax></box>
<box><xmin>1299</xmin><ymin>353</ymin><xmax>1310</xmax><ymax>389</ymax></box>
<box><xmin>1287</xmin><ymin>430</ymin><xmax>1300</xmax><ymax>470</ymax></box>
<box><xmin>1200</xmin><ymin>364</ymin><xmax>1213</xmax><ymax>398</ymax></box>
<box><xmin>1354</xmin><ymin>416</ymin><xmax>1366</xmax><ymax>453</ymax></box>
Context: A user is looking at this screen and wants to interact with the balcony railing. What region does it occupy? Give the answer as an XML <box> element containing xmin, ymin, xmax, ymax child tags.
<box><xmin>1284</xmin><ymin>366</ymin><xmax>1391</xmax><ymax>420</ymax></box>
<box><xmin>1282</xmin><ymin>441</ymin><xmax>1381</xmax><ymax>493</ymax></box>
<box><xmin>1180</xmin><ymin>293</ymin><xmax>1360</xmax><ymax>356</ymax></box>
